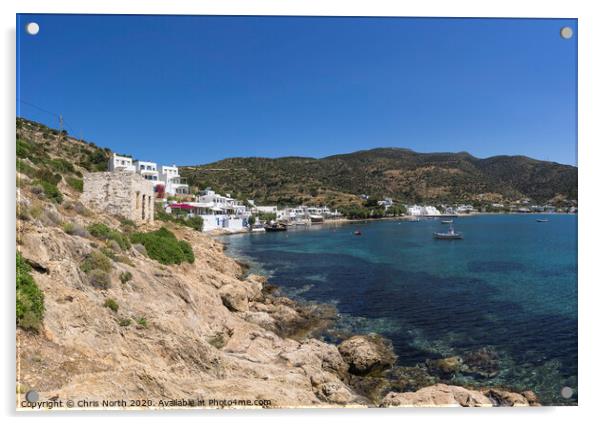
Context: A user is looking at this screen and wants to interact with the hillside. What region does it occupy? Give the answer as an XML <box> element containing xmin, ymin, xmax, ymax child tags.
<box><xmin>15</xmin><ymin>117</ymin><xmax>540</xmax><ymax>408</ymax></box>
<box><xmin>16</xmin><ymin>117</ymin><xmax>367</xmax><ymax>407</ymax></box>
<box><xmin>181</xmin><ymin>148</ymin><xmax>577</xmax><ymax>207</ymax></box>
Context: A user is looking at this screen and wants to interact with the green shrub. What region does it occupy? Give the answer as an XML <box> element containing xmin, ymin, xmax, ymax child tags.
<box><xmin>130</xmin><ymin>227</ymin><xmax>195</xmax><ymax>265</ymax></box>
<box><xmin>16</xmin><ymin>253</ymin><xmax>44</xmax><ymax>331</ymax></box>
<box><xmin>80</xmin><ymin>250</ymin><xmax>113</xmax><ymax>274</ymax></box>
<box><xmin>16</xmin><ymin>139</ymin><xmax>31</xmax><ymax>158</ymax></box>
<box><xmin>135</xmin><ymin>317</ymin><xmax>148</xmax><ymax>328</ymax></box>
<box><xmin>104</xmin><ymin>298</ymin><xmax>119</xmax><ymax>312</ymax></box>
<box><xmin>66</xmin><ymin>177</ymin><xmax>83</xmax><ymax>192</ymax></box>
<box><xmin>119</xmin><ymin>271</ymin><xmax>133</xmax><ymax>284</ymax></box>
<box><xmin>63</xmin><ymin>221</ymin><xmax>89</xmax><ymax>237</ymax></box>
<box><xmin>16</xmin><ymin>159</ymin><xmax>36</xmax><ymax>178</ymax></box>
<box><xmin>17</xmin><ymin>203</ymin><xmax>30</xmax><ymax>221</ymax></box>
<box><xmin>63</xmin><ymin>222</ymin><xmax>74</xmax><ymax>234</ymax></box>
<box><xmin>35</xmin><ymin>169</ymin><xmax>62</xmax><ymax>185</ymax></box>
<box><xmin>85</xmin><ymin>150</ymin><xmax>109</xmax><ymax>172</ymax></box>
<box><xmin>109</xmin><ymin>231</ymin><xmax>131</xmax><ymax>250</ymax></box>
<box><xmin>178</xmin><ymin>240</ymin><xmax>195</xmax><ymax>263</ymax></box>
<box><xmin>49</xmin><ymin>158</ymin><xmax>75</xmax><ymax>173</ymax></box>
<box><xmin>115</xmin><ymin>256</ymin><xmax>134</xmax><ymax>266</ymax></box>
<box><xmin>33</xmin><ymin>179</ymin><xmax>63</xmax><ymax>204</ymax></box>
<box><xmin>118</xmin><ymin>318</ymin><xmax>131</xmax><ymax>327</ymax></box>
<box><xmin>29</xmin><ymin>205</ymin><xmax>43</xmax><ymax>219</ymax></box>
<box><xmin>87</xmin><ymin>269</ymin><xmax>111</xmax><ymax>289</ymax></box>
<box><xmin>88</xmin><ymin>222</ymin><xmax>111</xmax><ymax>238</ymax></box>
<box><xmin>155</xmin><ymin>208</ymin><xmax>203</xmax><ymax>231</ymax></box>
<box><xmin>185</xmin><ymin>216</ymin><xmax>204</xmax><ymax>231</ymax></box>
<box><xmin>88</xmin><ymin>223</ymin><xmax>131</xmax><ymax>250</ymax></box>
<box><xmin>119</xmin><ymin>217</ymin><xmax>136</xmax><ymax>227</ymax></box>
<box><xmin>101</xmin><ymin>247</ymin><xmax>117</xmax><ymax>261</ymax></box>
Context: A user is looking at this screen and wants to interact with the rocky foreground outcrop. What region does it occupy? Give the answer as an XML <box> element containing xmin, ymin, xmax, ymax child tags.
<box><xmin>338</xmin><ymin>334</ymin><xmax>397</xmax><ymax>376</ymax></box>
<box><xmin>382</xmin><ymin>384</ymin><xmax>540</xmax><ymax>407</ymax></box>
<box><xmin>16</xmin><ymin>184</ymin><xmax>537</xmax><ymax>409</ymax></box>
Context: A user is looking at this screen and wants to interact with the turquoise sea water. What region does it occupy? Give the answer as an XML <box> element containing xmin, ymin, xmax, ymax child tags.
<box><xmin>223</xmin><ymin>214</ymin><xmax>577</xmax><ymax>405</ymax></box>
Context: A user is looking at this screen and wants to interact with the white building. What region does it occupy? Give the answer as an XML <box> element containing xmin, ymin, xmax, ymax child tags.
<box><xmin>253</xmin><ymin>205</ymin><xmax>278</xmax><ymax>214</ymax></box>
<box><xmin>278</xmin><ymin>205</ymin><xmax>341</xmax><ymax>223</ymax></box>
<box><xmin>107</xmin><ymin>154</ymin><xmax>189</xmax><ymax>197</ymax></box>
<box><xmin>169</xmin><ymin>188</ymin><xmax>248</xmax><ymax>232</ymax></box>
<box><xmin>456</xmin><ymin>204</ymin><xmax>474</xmax><ymax>214</ymax></box>
<box><xmin>134</xmin><ymin>160</ymin><xmax>159</xmax><ymax>183</ymax></box>
<box><xmin>378</xmin><ymin>198</ymin><xmax>394</xmax><ymax>210</ymax></box>
<box><xmin>108</xmin><ymin>154</ymin><xmax>136</xmax><ymax>172</ymax></box>
<box><xmin>407</xmin><ymin>205</ymin><xmax>441</xmax><ymax>216</ymax></box>
<box><xmin>160</xmin><ymin>165</ymin><xmax>189</xmax><ymax>195</ymax></box>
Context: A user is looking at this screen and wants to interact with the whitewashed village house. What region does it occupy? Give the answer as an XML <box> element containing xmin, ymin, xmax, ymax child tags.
<box><xmin>407</xmin><ymin>205</ymin><xmax>441</xmax><ymax>216</ymax></box>
<box><xmin>173</xmin><ymin>188</ymin><xmax>248</xmax><ymax>232</ymax></box>
<box><xmin>377</xmin><ymin>197</ymin><xmax>394</xmax><ymax>210</ymax></box>
<box><xmin>108</xmin><ymin>154</ymin><xmax>189</xmax><ymax>197</ymax></box>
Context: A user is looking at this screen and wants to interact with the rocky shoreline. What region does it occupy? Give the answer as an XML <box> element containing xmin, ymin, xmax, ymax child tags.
<box><xmin>16</xmin><ymin>182</ymin><xmax>539</xmax><ymax>408</ymax></box>
<box><xmin>204</xmin><ymin>237</ymin><xmax>541</xmax><ymax>408</ymax></box>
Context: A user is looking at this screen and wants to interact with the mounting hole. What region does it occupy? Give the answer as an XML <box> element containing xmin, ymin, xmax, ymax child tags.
<box><xmin>26</xmin><ymin>22</ymin><xmax>40</xmax><ymax>35</ymax></box>
<box><xmin>560</xmin><ymin>386</ymin><xmax>573</xmax><ymax>399</ymax></box>
<box><xmin>25</xmin><ymin>390</ymin><xmax>39</xmax><ymax>403</ymax></box>
<box><xmin>560</xmin><ymin>26</ymin><xmax>573</xmax><ymax>40</ymax></box>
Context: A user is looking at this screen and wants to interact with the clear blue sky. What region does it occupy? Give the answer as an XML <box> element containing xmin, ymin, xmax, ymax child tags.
<box><xmin>17</xmin><ymin>15</ymin><xmax>577</xmax><ymax>166</ymax></box>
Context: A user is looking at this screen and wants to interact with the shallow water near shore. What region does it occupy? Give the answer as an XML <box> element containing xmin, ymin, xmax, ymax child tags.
<box><xmin>222</xmin><ymin>214</ymin><xmax>577</xmax><ymax>405</ymax></box>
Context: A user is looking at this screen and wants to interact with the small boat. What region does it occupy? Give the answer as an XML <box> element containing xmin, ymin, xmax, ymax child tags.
<box><xmin>441</xmin><ymin>219</ymin><xmax>453</xmax><ymax>224</ymax></box>
<box><xmin>309</xmin><ymin>214</ymin><xmax>324</xmax><ymax>223</ymax></box>
<box><xmin>265</xmin><ymin>223</ymin><xmax>287</xmax><ymax>232</ymax></box>
<box><xmin>353</xmin><ymin>230</ymin><xmax>362</xmax><ymax>236</ymax></box>
<box><xmin>433</xmin><ymin>223</ymin><xmax>463</xmax><ymax>240</ymax></box>
<box><xmin>536</xmin><ymin>218</ymin><xmax>549</xmax><ymax>223</ymax></box>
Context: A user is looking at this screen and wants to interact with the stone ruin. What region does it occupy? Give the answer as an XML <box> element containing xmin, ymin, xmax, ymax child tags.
<box><xmin>81</xmin><ymin>171</ymin><xmax>155</xmax><ymax>224</ymax></box>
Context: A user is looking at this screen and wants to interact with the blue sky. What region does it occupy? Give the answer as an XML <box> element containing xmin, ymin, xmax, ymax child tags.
<box><xmin>17</xmin><ymin>15</ymin><xmax>577</xmax><ymax>166</ymax></box>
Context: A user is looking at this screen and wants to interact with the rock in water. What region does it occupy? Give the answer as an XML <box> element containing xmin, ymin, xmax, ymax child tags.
<box><xmin>426</xmin><ymin>356</ymin><xmax>464</xmax><ymax>376</ymax></box>
<box><xmin>338</xmin><ymin>334</ymin><xmax>397</xmax><ymax>376</ymax></box>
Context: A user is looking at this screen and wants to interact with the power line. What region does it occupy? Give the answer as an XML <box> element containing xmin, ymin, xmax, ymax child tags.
<box><xmin>17</xmin><ymin>98</ymin><xmax>79</xmax><ymax>138</ymax></box>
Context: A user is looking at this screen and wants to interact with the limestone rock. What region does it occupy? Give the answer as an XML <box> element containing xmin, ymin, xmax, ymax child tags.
<box><xmin>310</xmin><ymin>372</ymin><xmax>358</xmax><ymax>405</ymax></box>
<box><xmin>427</xmin><ymin>356</ymin><xmax>464</xmax><ymax>375</ymax></box>
<box><xmin>338</xmin><ymin>334</ymin><xmax>397</xmax><ymax>376</ymax></box>
<box><xmin>15</xmin><ymin>180</ymin><xmax>541</xmax><ymax>409</ymax></box>
<box><xmin>382</xmin><ymin>384</ymin><xmax>493</xmax><ymax>407</ymax></box>
<box><xmin>483</xmin><ymin>388</ymin><xmax>537</xmax><ymax>406</ymax></box>
<box><xmin>219</xmin><ymin>283</ymin><xmax>249</xmax><ymax>312</ymax></box>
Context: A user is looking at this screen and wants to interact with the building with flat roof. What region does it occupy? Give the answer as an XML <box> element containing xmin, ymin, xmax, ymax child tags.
<box><xmin>81</xmin><ymin>171</ymin><xmax>154</xmax><ymax>224</ymax></box>
<box><xmin>107</xmin><ymin>154</ymin><xmax>189</xmax><ymax>197</ymax></box>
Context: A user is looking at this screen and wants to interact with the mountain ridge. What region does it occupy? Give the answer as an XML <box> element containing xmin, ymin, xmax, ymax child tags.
<box><xmin>180</xmin><ymin>147</ymin><xmax>577</xmax><ymax>207</ymax></box>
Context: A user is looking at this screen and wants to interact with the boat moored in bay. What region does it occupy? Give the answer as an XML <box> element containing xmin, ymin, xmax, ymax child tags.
<box><xmin>433</xmin><ymin>223</ymin><xmax>463</xmax><ymax>240</ymax></box>
<box><xmin>265</xmin><ymin>223</ymin><xmax>288</xmax><ymax>232</ymax></box>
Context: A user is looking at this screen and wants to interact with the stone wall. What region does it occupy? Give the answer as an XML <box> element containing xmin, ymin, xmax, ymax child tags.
<box><xmin>81</xmin><ymin>171</ymin><xmax>155</xmax><ymax>224</ymax></box>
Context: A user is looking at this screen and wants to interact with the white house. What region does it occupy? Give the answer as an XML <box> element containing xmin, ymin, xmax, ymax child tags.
<box><xmin>456</xmin><ymin>204</ymin><xmax>474</xmax><ymax>214</ymax></box>
<box><xmin>407</xmin><ymin>205</ymin><xmax>441</xmax><ymax>216</ymax></box>
<box><xmin>159</xmin><ymin>165</ymin><xmax>189</xmax><ymax>195</ymax></box>
<box><xmin>378</xmin><ymin>198</ymin><xmax>394</xmax><ymax>210</ymax></box>
<box><xmin>171</xmin><ymin>188</ymin><xmax>249</xmax><ymax>232</ymax></box>
<box><xmin>108</xmin><ymin>154</ymin><xmax>189</xmax><ymax>197</ymax></box>
<box><xmin>253</xmin><ymin>205</ymin><xmax>278</xmax><ymax>215</ymax></box>
<box><xmin>133</xmin><ymin>160</ymin><xmax>159</xmax><ymax>183</ymax></box>
<box><xmin>108</xmin><ymin>154</ymin><xmax>135</xmax><ymax>172</ymax></box>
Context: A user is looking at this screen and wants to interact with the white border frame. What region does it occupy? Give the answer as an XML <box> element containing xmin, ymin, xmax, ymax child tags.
<box><xmin>3</xmin><ymin>1</ymin><xmax>600</xmax><ymax>424</ymax></box>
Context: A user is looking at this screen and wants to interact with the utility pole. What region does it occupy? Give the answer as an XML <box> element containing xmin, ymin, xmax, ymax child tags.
<box><xmin>58</xmin><ymin>114</ymin><xmax>64</xmax><ymax>144</ymax></box>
